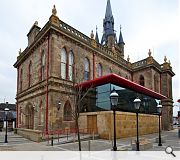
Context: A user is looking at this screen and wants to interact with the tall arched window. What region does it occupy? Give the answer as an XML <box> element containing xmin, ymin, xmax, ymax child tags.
<box><xmin>28</xmin><ymin>61</ymin><xmax>32</xmax><ymax>87</ymax></box>
<box><xmin>25</xmin><ymin>103</ymin><xmax>34</xmax><ymax>129</ymax></box>
<box><xmin>63</xmin><ymin>101</ymin><xmax>72</xmax><ymax>121</ymax></box>
<box><xmin>97</xmin><ymin>63</ymin><xmax>103</xmax><ymax>77</ymax></box>
<box><xmin>84</xmin><ymin>57</ymin><xmax>90</xmax><ymax>80</ymax></box>
<box><xmin>61</xmin><ymin>48</ymin><xmax>67</xmax><ymax>79</ymax></box>
<box><xmin>41</xmin><ymin>50</ymin><xmax>45</xmax><ymax>80</ymax></box>
<box><xmin>139</xmin><ymin>75</ymin><xmax>145</xmax><ymax>86</ymax></box>
<box><xmin>68</xmin><ymin>51</ymin><xmax>74</xmax><ymax>81</ymax></box>
<box><xmin>20</xmin><ymin>68</ymin><xmax>23</xmax><ymax>91</ymax></box>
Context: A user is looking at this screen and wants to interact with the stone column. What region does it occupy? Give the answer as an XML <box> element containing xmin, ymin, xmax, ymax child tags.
<box><xmin>161</xmin><ymin>98</ymin><xmax>173</xmax><ymax>130</ymax></box>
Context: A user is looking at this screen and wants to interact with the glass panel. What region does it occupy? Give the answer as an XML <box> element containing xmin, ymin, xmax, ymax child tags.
<box><xmin>84</xmin><ymin>58</ymin><xmax>89</xmax><ymax>71</ymax></box>
<box><xmin>61</xmin><ymin>63</ymin><xmax>66</xmax><ymax>79</ymax></box>
<box><xmin>69</xmin><ymin>51</ymin><xmax>73</xmax><ymax>65</ymax></box>
<box><xmin>97</xmin><ymin>63</ymin><xmax>102</xmax><ymax>77</ymax></box>
<box><xmin>84</xmin><ymin>58</ymin><xmax>90</xmax><ymax>80</ymax></box>
<box><xmin>96</xmin><ymin>101</ymin><xmax>111</xmax><ymax>110</ymax></box>
<box><xmin>61</xmin><ymin>49</ymin><xmax>66</xmax><ymax>63</ymax></box>
<box><xmin>61</xmin><ymin>48</ymin><xmax>67</xmax><ymax>79</ymax></box>
<box><xmin>84</xmin><ymin>71</ymin><xmax>89</xmax><ymax>80</ymax></box>
<box><xmin>69</xmin><ymin>66</ymin><xmax>73</xmax><ymax>81</ymax></box>
<box><xmin>41</xmin><ymin>52</ymin><xmax>45</xmax><ymax>66</ymax></box>
<box><xmin>81</xmin><ymin>83</ymin><xmax>160</xmax><ymax>115</ymax></box>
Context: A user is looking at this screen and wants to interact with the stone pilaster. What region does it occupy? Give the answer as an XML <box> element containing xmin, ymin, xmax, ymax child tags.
<box><xmin>161</xmin><ymin>98</ymin><xmax>173</xmax><ymax>130</ymax></box>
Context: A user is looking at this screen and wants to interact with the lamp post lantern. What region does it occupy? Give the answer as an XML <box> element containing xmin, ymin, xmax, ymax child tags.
<box><xmin>133</xmin><ymin>97</ymin><xmax>141</xmax><ymax>151</ymax></box>
<box><xmin>4</xmin><ymin>102</ymin><xmax>9</xmax><ymax>143</ymax></box>
<box><xmin>57</xmin><ymin>101</ymin><xmax>61</xmax><ymax>111</ymax></box>
<box><xmin>157</xmin><ymin>101</ymin><xmax>162</xmax><ymax>146</ymax></box>
<box><xmin>110</xmin><ymin>88</ymin><xmax>119</xmax><ymax>151</ymax></box>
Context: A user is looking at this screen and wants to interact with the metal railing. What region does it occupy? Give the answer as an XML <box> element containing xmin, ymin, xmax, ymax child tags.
<box><xmin>42</xmin><ymin>127</ymin><xmax>98</xmax><ymax>145</ymax></box>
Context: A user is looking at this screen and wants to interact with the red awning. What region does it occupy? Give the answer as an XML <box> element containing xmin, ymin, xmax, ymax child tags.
<box><xmin>76</xmin><ymin>73</ymin><xmax>166</xmax><ymax>100</ymax></box>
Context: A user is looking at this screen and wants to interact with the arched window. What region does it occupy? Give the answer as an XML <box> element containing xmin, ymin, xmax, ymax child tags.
<box><xmin>68</xmin><ymin>51</ymin><xmax>74</xmax><ymax>81</ymax></box>
<box><xmin>84</xmin><ymin>57</ymin><xmax>90</xmax><ymax>80</ymax></box>
<box><xmin>63</xmin><ymin>101</ymin><xmax>72</xmax><ymax>121</ymax></box>
<box><xmin>25</xmin><ymin>103</ymin><xmax>34</xmax><ymax>129</ymax></box>
<box><xmin>97</xmin><ymin>63</ymin><xmax>103</xmax><ymax>77</ymax></box>
<box><xmin>139</xmin><ymin>75</ymin><xmax>145</xmax><ymax>86</ymax></box>
<box><xmin>61</xmin><ymin>48</ymin><xmax>67</xmax><ymax>79</ymax></box>
<box><xmin>28</xmin><ymin>61</ymin><xmax>32</xmax><ymax>87</ymax></box>
<box><xmin>20</xmin><ymin>68</ymin><xmax>23</xmax><ymax>91</ymax></box>
<box><xmin>41</xmin><ymin>50</ymin><xmax>45</xmax><ymax>80</ymax></box>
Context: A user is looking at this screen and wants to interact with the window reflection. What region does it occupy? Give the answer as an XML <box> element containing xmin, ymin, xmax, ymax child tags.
<box><xmin>81</xmin><ymin>83</ymin><xmax>159</xmax><ymax>114</ymax></box>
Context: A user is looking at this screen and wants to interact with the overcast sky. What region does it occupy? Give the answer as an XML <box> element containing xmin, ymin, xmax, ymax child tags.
<box><xmin>0</xmin><ymin>0</ymin><xmax>179</xmax><ymax>115</ymax></box>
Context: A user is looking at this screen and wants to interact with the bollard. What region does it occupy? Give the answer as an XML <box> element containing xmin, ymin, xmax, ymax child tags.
<box><xmin>67</xmin><ymin>130</ymin><xmax>69</xmax><ymax>141</ymax></box>
<box><xmin>47</xmin><ymin>135</ymin><xmax>49</xmax><ymax>145</ymax></box>
<box><xmin>88</xmin><ymin>140</ymin><xmax>91</xmax><ymax>151</ymax></box>
<box><xmin>51</xmin><ymin>136</ymin><xmax>54</xmax><ymax>146</ymax></box>
<box><xmin>92</xmin><ymin>131</ymin><xmax>94</xmax><ymax>140</ymax></box>
<box><xmin>58</xmin><ymin>134</ymin><xmax>60</xmax><ymax>143</ymax></box>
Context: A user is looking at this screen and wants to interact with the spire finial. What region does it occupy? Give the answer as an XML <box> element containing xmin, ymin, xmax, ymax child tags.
<box><xmin>95</xmin><ymin>26</ymin><xmax>99</xmax><ymax>43</ymax></box>
<box><xmin>90</xmin><ymin>30</ymin><xmax>94</xmax><ymax>39</ymax></box>
<box><xmin>19</xmin><ymin>48</ymin><xmax>21</xmax><ymax>55</ymax></box>
<box><xmin>52</xmin><ymin>5</ymin><xmax>57</xmax><ymax>16</ymax></box>
<box><xmin>168</xmin><ymin>60</ymin><xmax>171</xmax><ymax>66</ymax></box>
<box><xmin>34</xmin><ymin>21</ymin><xmax>38</xmax><ymax>26</ymax></box>
<box><xmin>148</xmin><ymin>49</ymin><xmax>152</xmax><ymax>57</ymax></box>
<box><xmin>105</xmin><ymin>0</ymin><xmax>113</xmax><ymax>18</ymax></box>
<box><xmin>127</xmin><ymin>55</ymin><xmax>130</xmax><ymax>62</ymax></box>
<box><xmin>118</xmin><ymin>25</ymin><xmax>124</xmax><ymax>44</ymax></box>
<box><xmin>164</xmin><ymin>56</ymin><xmax>167</xmax><ymax>63</ymax></box>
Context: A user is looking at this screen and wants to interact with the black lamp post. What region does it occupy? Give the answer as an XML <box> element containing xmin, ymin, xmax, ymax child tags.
<box><xmin>157</xmin><ymin>101</ymin><xmax>162</xmax><ymax>146</ymax></box>
<box><xmin>110</xmin><ymin>88</ymin><xmax>119</xmax><ymax>151</ymax></box>
<box><xmin>133</xmin><ymin>97</ymin><xmax>141</xmax><ymax>151</ymax></box>
<box><xmin>4</xmin><ymin>103</ymin><xmax>9</xmax><ymax>143</ymax></box>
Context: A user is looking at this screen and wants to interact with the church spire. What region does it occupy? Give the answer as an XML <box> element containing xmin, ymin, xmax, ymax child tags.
<box><xmin>117</xmin><ymin>25</ymin><xmax>125</xmax><ymax>58</ymax></box>
<box><xmin>101</xmin><ymin>0</ymin><xmax>116</xmax><ymax>48</ymax></box>
<box><xmin>105</xmin><ymin>0</ymin><xmax>113</xmax><ymax>18</ymax></box>
<box><xmin>95</xmin><ymin>26</ymin><xmax>99</xmax><ymax>43</ymax></box>
<box><xmin>118</xmin><ymin>25</ymin><xmax>125</xmax><ymax>44</ymax></box>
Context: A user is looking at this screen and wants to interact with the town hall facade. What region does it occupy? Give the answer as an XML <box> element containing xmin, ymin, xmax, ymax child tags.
<box><xmin>14</xmin><ymin>0</ymin><xmax>174</xmax><ymax>141</ymax></box>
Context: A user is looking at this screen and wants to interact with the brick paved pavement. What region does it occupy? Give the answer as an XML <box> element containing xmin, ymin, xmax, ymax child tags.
<box><xmin>0</xmin><ymin>128</ymin><xmax>179</xmax><ymax>151</ymax></box>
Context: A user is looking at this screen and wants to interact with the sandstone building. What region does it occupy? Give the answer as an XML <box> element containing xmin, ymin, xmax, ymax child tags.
<box><xmin>14</xmin><ymin>1</ymin><xmax>174</xmax><ymax>141</ymax></box>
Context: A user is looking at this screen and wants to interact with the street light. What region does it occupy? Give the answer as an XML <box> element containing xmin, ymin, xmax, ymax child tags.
<box><xmin>110</xmin><ymin>88</ymin><xmax>119</xmax><ymax>151</ymax></box>
<box><xmin>133</xmin><ymin>97</ymin><xmax>141</xmax><ymax>151</ymax></box>
<box><xmin>4</xmin><ymin>102</ymin><xmax>10</xmax><ymax>143</ymax></box>
<box><xmin>157</xmin><ymin>101</ymin><xmax>162</xmax><ymax>146</ymax></box>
